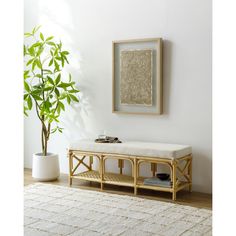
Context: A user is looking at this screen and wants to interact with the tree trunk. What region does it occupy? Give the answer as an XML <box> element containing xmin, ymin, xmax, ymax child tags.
<box><xmin>42</xmin><ymin>123</ymin><xmax>48</xmax><ymax>156</ymax></box>
<box><xmin>41</xmin><ymin>126</ymin><xmax>45</xmax><ymax>154</ymax></box>
<box><xmin>44</xmin><ymin>132</ymin><xmax>48</xmax><ymax>156</ymax></box>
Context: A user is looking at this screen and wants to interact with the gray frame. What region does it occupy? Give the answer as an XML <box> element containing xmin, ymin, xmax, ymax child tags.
<box><xmin>112</xmin><ymin>38</ymin><xmax>163</xmax><ymax>115</ymax></box>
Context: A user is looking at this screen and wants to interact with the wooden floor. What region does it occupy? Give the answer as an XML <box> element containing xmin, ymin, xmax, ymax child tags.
<box><xmin>24</xmin><ymin>168</ymin><xmax>212</xmax><ymax>209</ymax></box>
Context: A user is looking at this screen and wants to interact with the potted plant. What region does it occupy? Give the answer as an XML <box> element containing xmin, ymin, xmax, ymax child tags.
<box><xmin>24</xmin><ymin>26</ymin><xmax>80</xmax><ymax>181</ymax></box>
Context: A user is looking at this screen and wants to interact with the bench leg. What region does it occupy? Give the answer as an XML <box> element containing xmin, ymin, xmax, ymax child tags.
<box><xmin>118</xmin><ymin>159</ymin><xmax>124</xmax><ymax>174</ymax></box>
<box><xmin>69</xmin><ymin>177</ymin><xmax>72</xmax><ymax>186</ymax></box>
<box><xmin>172</xmin><ymin>191</ymin><xmax>176</xmax><ymax>201</ymax></box>
<box><xmin>100</xmin><ymin>155</ymin><xmax>104</xmax><ymax>191</ymax></box>
<box><xmin>89</xmin><ymin>155</ymin><xmax>93</xmax><ymax>170</ymax></box>
<box><xmin>172</xmin><ymin>161</ymin><xmax>177</xmax><ymax>200</ymax></box>
<box><xmin>189</xmin><ymin>184</ymin><xmax>192</xmax><ymax>192</ymax></box>
<box><xmin>134</xmin><ymin>158</ymin><xmax>137</xmax><ymax>195</ymax></box>
<box><xmin>151</xmin><ymin>163</ymin><xmax>157</xmax><ymax>177</ymax></box>
<box><xmin>188</xmin><ymin>158</ymin><xmax>192</xmax><ymax>192</ymax></box>
<box><xmin>68</xmin><ymin>151</ymin><xmax>73</xmax><ymax>186</ymax></box>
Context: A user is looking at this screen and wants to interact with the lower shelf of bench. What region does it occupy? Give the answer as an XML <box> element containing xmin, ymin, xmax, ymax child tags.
<box><xmin>73</xmin><ymin>170</ymin><xmax>134</xmax><ymax>187</ymax></box>
<box><xmin>72</xmin><ymin>170</ymin><xmax>189</xmax><ymax>192</ymax></box>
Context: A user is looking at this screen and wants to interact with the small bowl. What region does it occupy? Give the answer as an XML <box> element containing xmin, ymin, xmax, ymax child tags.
<box><xmin>156</xmin><ymin>173</ymin><xmax>170</xmax><ymax>180</ymax></box>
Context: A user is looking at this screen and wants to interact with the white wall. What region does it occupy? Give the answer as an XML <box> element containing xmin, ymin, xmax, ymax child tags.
<box><xmin>24</xmin><ymin>0</ymin><xmax>212</xmax><ymax>193</ymax></box>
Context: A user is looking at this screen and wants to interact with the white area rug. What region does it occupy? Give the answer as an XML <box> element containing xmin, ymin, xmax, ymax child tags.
<box><xmin>24</xmin><ymin>183</ymin><xmax>212</xmax><ymax>236</ymax></box>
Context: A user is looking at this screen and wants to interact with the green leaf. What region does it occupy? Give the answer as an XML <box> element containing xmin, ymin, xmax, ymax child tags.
<box><xmin>24</xmin><ymin>94</ymin><xmax>29</xmax><ymax>100</ymax></box>
<box><xmin>68</xmin><ymin>89</ymin><xmax>80</xmax><ymax>93</ymax></box>
<box><xmin>54</xmin><ymin>60</ymin><xmax>60</xmax><ymax>71</ymax></box>
<box><xmin>48</xmin><ymin>114</ymin><xmax>59</xmax><ymax>123</ymax></box>
<box><xmin>24</xmin><ymin>82</ymin><xmax>30</xmax><ymax>92</ymax></box>
<box><xmin>61</xmin><ymin>51</ymin><xmax>69</xmax><ymax>55</ymax></box>
<box><xmin>32</xmin><ymin>83</ymin><xmax>43</xmax><ymax>89</ymax></box>
<box><xmin>46</xmin><ymin>36</ymin><xmax>54</xmax><ymax>41</ymax></box>
<box><xmin>69</xmin><ymin>94</ymin><xmax>79</xmax><ymax>102</ymax></box>
<box><xmin>43</xmin><ymin>86</ymin><xmax>53</xmax><ymax>91</ymax></box>
<box><xmin>24</xmin><ymin>32</ymin><xmax>32</xmax><ymax>37</ymax></box>
<box><xmin>69</xmin><ymin>73</ymin><xmax>72</xmax><ymax>82</ymax></box>
<box><xmin>58</xmin><ymin>82</ymin><xmax>71</xmax><ymax>88</ymax></box>
<box><xmin>55</xmin><ymin>74</ymin><xmax>61</xmax><ymax>85</ymax></box>
<box><xmin>57</xmin><ymin>41</ymin><xmax>62</xmax><ymax>50</ymax></box>
<box><xmin>46</xmin><ymin>41</ymin><xmax>56</xmax><ymax>46</ymax></box>
<box><xmin>36</xmin><ymin>46</ymin><xmax>44</xmax><ymax>56</ymax></box>
<box><xmin>40</xmin><ymin>32</ymin><xmax>44</xmax><ymax>41</ymax></box>
<box><xmin>43</xmin><ymin>69</ymin><xmax>53</xmax><ymax>74</ymax></box>
<box><xmin>51</xmin><ymin>127</ymin><xmax>57</xmax><ymax>134</ymax></box>
<box><xmin>32</xmin><ymin>60</ymin><xmax>37</xmax><ymax>70</ymax></box>
<box><xmin>31</xmin><ymin>89</ymin><xmax>42</xmax><ymax>95</ymax></box>
<box><xmin>26</xmin><ymin>58</ymin><xmax>34</xmax><ymax>66</ymax></box>
<box><xmin>28</xmin><ymin>46</ymin><xmax>35</xmax><ymax>56</ymax></box>
<box><xmin>57</xmin><ymin>105</ymin><xmax>61</xmax><ymax>115</ymax></box>
<box><xmin>24</xmin><ymin>70</ymin><xmax>30</xmax><ymax>79</ymax></box>
<box><xmin>35</xmin><ymin>74</ymin><xmax>42</xmax><ymax>78</ymax></box>
<box><xmin>24</xmin><ymin>106</ymin><xmax>28</xmax><ymax>116</ymax></box>
<box><xmin>54</xmin><ymin>48</ymin><xmax>58</xmax><ymax>56</ymax></box>
<box><xmin>47</xmin><ymin>76</ymin><xmax>54</xmax><ymax>85</ymax></box>
<box><xmin>54</xmin><ymin>88</ymin><xmax>60</xmax><ymax>97</ymax></box>
<box><xmin>59</xmin><ymin>92</ymin><xmax>67</xmax><ymax>100</ymax></box>
<box><xmin>27</xmin><ymin>96</ymin><xmax>33</xmax><ymax>110</ymax></box>
<box><xmin>64</xmin><ymin>56</ymin><xmax>69</xmax><ymax>64</ymax></box>
<box><xmin>32</xmin><ymin>94</ymin><xmax>42</xmax><ymax>101</ymax></box>
<box><xmin>24</xmin><ymin>45</ymin><xmax>27</xmax><ymax>56</ymax></box>
<box><xmin>36</xmin><ymin>59</ymin><xmax>42</xmax><ymax>69</ymax></box>
<box><xmin>66</xmin><ymin>95</ymin><xmax>71</xmax><ymax>104</ymax></box>
<box><xmin>48</xmin><ymin>58</ymin><xmax>53</xmax><ymax>66</ymax></box>
<box><xmin>32</xmin><ymin>42</ymin><xmax>41</xmax><ymax>48</ymax></box>
<box><xmin>58</xmin><ymin>101</ymin><xmax>65</xmax><ymax>111</ymax></box>
<box><xmin>61</xmin><ymin>57</ymin><xmax>65</xmax><ymax>67</ymax></box>
<box><xmin>32</xmin><ymin>25</ymin><xmax>41</xmax><ymax>34</ymax></box>
<box><xmin>44</xmin><ymin>99</ymin><xmax>52</xmax><ymax>110</ymax></box>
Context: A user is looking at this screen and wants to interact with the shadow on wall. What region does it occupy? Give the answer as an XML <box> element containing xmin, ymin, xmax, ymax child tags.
<box><xmin>34</xmin><ymin>0</ymin><xmax>96</xmax><ymax>142</ymax></box>
<box><xmin>61</xmin><ymin>88</ymin><xmax>93</xmax><ymax>142</ymax></box>
<box><xmin>35</xmin><ymin>0</ymin><xmax>175</xmax><ymax>139</ymax></box>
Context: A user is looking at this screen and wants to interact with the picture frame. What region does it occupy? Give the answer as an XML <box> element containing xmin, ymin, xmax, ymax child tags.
<box><xmin>112</xmin><ymin>38</ymin><xmax>163</xmax><ymax>115</ymax></box>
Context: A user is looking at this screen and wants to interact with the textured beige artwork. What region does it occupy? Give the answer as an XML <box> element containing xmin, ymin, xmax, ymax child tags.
<box><xmin>120</xmin><ymin>49</ymin><xmax>153</xmax><ymax>105</ymax></box>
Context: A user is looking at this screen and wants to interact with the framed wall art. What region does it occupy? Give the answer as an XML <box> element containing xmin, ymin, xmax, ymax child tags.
<box><xmin>112</xmin><ymin>38</ymin><xmax>163</xmax><ymax>115</ymax></box>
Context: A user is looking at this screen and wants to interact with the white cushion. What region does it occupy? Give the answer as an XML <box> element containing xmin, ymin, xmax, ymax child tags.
<box><xmin>69</xmin><ymin>140</ymin><xmax>192</xmax><ymax>160</ymax></box>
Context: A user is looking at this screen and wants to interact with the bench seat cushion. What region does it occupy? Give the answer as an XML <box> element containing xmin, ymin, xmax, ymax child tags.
<box><xmin>69</xmin><ymin>140</ymin><xmax>192</xmax><ymax>160</ymax></box>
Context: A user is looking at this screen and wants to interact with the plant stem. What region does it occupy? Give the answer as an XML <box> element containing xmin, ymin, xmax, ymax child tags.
<box><xmin>41</xmin><ymin>124</ymin><xmax>48</xmax><ymax>156</ymax></box>
<box><xmin>40</xmin><ymin>66</ymin><xmax>48</xmax><ymax>156</ymax></box>
<box><xmin>47</xmin><ymin>123</ymin><xmax>51</xmax><ymax>141</ymax></box>
<box><xmin>41</xmin><ymin>125</ymin><xmax>44</xmax><ymax>153</ymax></box>
<box><xmin>44</xmin><ymin>130</ymin><xmax>48</xmax><ymax>156</ymax></box>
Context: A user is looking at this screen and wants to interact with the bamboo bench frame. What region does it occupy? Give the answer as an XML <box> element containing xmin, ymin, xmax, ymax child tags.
<box><xmin>68</xmin><ymin>149</ymin><xmax>192</xmax><ymax>200</ymax></box>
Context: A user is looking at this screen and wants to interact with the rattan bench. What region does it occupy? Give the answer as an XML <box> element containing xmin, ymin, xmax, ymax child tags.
<box><xmin>68</xmin><ymin>140</ymin><xmax>192</xmax><ymax>200</ymax></box>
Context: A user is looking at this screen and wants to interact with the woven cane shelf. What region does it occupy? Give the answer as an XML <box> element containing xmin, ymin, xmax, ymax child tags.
<box><xmin>73</xmin><ymin>170</ymin><xmax>134</xmax><ymax>187</ymax></box>
<box><xmin>73</xmin><ymin>170</ymin><xmax>101</xmax><ymax>182</ymax></box>
<box><xmin>68</xmin><ymin>146</ymin><xmax>192</xmax><ymax>200</ymax></box>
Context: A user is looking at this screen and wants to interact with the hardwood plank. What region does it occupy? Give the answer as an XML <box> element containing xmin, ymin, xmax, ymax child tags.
<box><xmin>24</xmin><ymin>168</ymin><xmax>212</xmax><ymax>209</ymax></box>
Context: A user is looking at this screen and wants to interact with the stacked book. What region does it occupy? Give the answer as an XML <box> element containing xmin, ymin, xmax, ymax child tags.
<box><xmin>95</xmin><ymin>135</ymin><xmax>122</xmax><ymax>143</ymax></box>
<box><xmin>143</xmin><ymin>177</ymin><xmax>172</xmax><ymax>188</ymax></box>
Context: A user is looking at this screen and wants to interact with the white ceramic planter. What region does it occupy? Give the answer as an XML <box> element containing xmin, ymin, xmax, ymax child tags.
<box><xmin>32</xmin><ymin>153</ymin><xmax>60</xmax><ymax>181</ymax></box>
